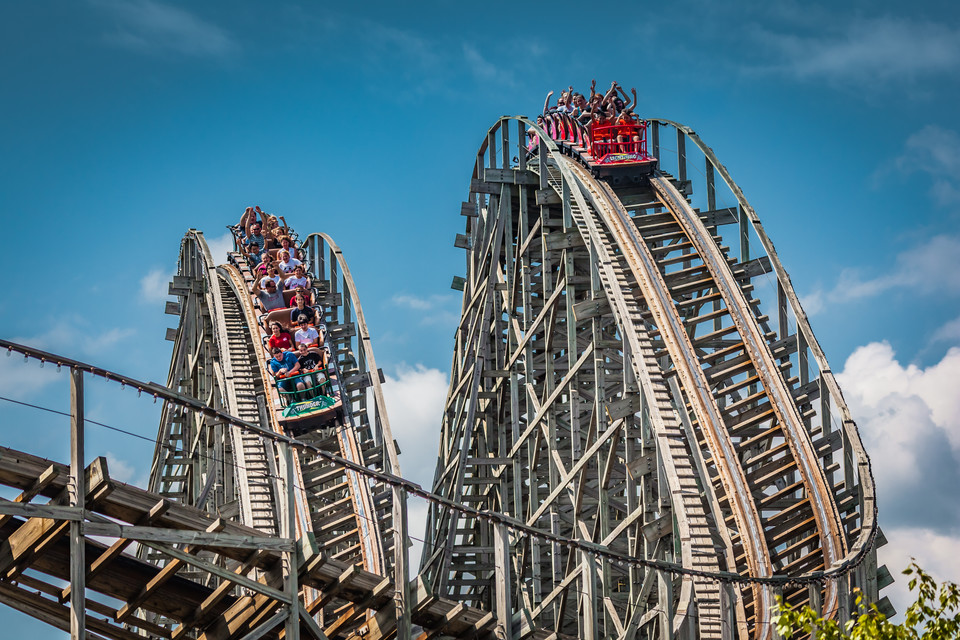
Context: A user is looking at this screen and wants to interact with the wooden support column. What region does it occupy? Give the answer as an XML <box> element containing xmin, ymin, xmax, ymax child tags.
<box><xmin>393</xmin><ymin>486</ymin><xmax>411</xmax><ymax>640</ymax></box>
<box><xmin>493</xmin><ymin>522</ymin><xmax>513</xmax><ymax>640</ymax></box>
<box><xmin>720</xmin><ymin>582</ymin><xmax>735</xmax><ymax>640</ymax></box>
<box><xmin>677</xmin><ymin>130</ymin><xmax>686</xmax><ymax>183</ymax></box>
<box><xmin>738</xmin><ymin>205</ymin><xmax>750</xmax><ymax>263</ymax></box>
<box><xmin>283</xmin><ymin>442</ymin><xmax>300</xmax><ymax>640</ymax></box>
<box><xmin>580</xmin><ymin>550</ymin><xmax>597</xmax><ymax>640</ymax></box>
<box><xmin>657</xmin><ymin>569</ymin><xmax>673</xmax><ymax>640</ymax></box>
<box><xmin>808</xmin><ymin>583</ymin><xmax>822</xmax><ymax>616</ymax></box>
<box><xmin>837</xmin><ymin>575</ymin><xmax>851</xmax><ymax>627</ymax></box>
<box><xmin>772</xmin><ymin>585</ymin><xmax>783</xmax><ymax>640</ymax></box>
<box><xmin>69</xmin><ymin>368</ymin><xmax>85</xmax><ymax>640</ymax></box>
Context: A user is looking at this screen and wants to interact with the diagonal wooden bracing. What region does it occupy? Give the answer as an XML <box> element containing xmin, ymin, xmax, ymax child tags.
<box><xmin>422</xmin><ymin>116</ymin><xmax>882</xmax><ymax>640</ymax></box>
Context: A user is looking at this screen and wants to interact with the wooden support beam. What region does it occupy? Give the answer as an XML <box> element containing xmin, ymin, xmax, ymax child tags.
<box><xmin>63</xmin><ymin>499</ymin><xmax>171</xmax><ymax>603</ymax></box>
<box><xmin>0</xmin><ymin>582</ymin><xmax>142</xmax><ymax>640</ymax></box>
<box><xmin>0</xmin><ymin>465</ymin><xmax>59</xmax><ymax>529</ymax></box>
<box><xmin>484</xmin><ymin>168</ymin><xmax>538</xmax><ymax>185</ymax></box>
<box><xmin>0</xmin><ymin>459</ymin><xmax>113</xmax><ymax>582</ymax></box>
<box><xmin>323</xmin><ymin>577</ymin><xmax>391</xmax><ymax>637</ymax></box>
<box><xmin>116</xmin><ymin>518</ymin><xmax>226</xmax><ymax>622</ymax></box>
<box><xmin>414</xmin><ymin>602</ymin><xmax>466</xmax><ymax>640</ymax></box>
<box><xmin>171</xmin><ymin>549</ymin><xmax>268</xmax><ymax>639</ymax></box>
<box><xmin>81</xmin><ymin>523</ymin><xmax>293</xmax><ymax>552</ymax></box>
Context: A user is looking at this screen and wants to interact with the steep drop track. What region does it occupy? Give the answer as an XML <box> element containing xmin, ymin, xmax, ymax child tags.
<box><xmin>422</xmin><ymin>117</ymin><xmax>882</xmax><ymax>640</ymax></box>
<box><xmin>0</xmin><ymin>116</ymin><xmax>885</xmax><ymax>640</ymax></box>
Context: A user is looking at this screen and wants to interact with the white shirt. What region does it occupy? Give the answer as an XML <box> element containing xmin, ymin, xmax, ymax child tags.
<box><xmin>295</xmin><ymin>326</ymin><xmax>319</xmax><ymax>346</ymax></box>
<box><xmin>285</xmin><ymin>275</ymin><xmax>308</xmax><ymax>290</ymax></box>
<box><xmin>278</xmin><ymin>258</ymin><xmax>302</xmax><ymax>274</ymax></box>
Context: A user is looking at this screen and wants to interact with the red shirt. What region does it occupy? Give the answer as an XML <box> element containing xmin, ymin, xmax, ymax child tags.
<box><xmin>268</xmin><ymin>333</ymin><xmax>293</xmax><ymax>351</ymax></box>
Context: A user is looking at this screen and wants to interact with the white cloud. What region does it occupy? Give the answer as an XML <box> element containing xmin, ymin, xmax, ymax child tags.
<box><xmin>893</xmin><ymin>126</ymin><xmax>960</xmax><ymax>207</ymax></box>
<box><xmin>381</xmin><ymin>364</ymin><xmax>448</xmax><ymax>490</ymax></box>
<box><xmin>838</xmin><ymin>342</ymin><xmax>960</xmax><ymax>529</ymax></box>
<box><xmin>879</xmin><ymin>527</ymin><xmax>960</xmax><ymax>618</ymax></box>
<box><xmin>16</xmin><ymin>323</ymin><xmax>135</xmax><ymax>357</ymax></box>
<box><xmin>105</xmin><ymin>451</ymin><xmax>145</xmax><ymax>487</ymax></box>
<box><xmin>838</xmin><ymin>342</ymin><xmax>960</xmax><ymax>614</ymax></box>
<box><xmin>379</xmin><ymin>363</ymin><xmax>449</xmax><ymax>573</ymax></box>
<box><xmin>139</xmin><ymin>268</ymin><xmax>172</xmax><ymax>303</ymax></box>
<box><xmin>391</xmin><ymin>293</ymin><xmax>461</xmax><ymax>326</ymax></box>
<box><xmin>931</xmin><ymin>314</ymin><xmax>960</xmax><ymax>345</ymax></box>
<box><xmin>750</xmin><ymin>18</ymin><xmax>960</xmax><ymax>86</ymax></box>
<box><xmin>0</xmin><ymin>322</ymin><xmax>136</xmax><ymax>401</ymax></box>
<box><xmin>92</xmin><ymin>0</ymin><xmax>239</xmax><ymax>59</ymax></box>
<box><xmin>0</xmin><ymin>357</ymin><xmax>65</xmax><ymax>402</ymax></box>
<box><xmin>799</xmin><ymin>289</ymin><xmax>825</xmax><ymax>316</ymax></box>
<box><xmin>204</xmin><ymin>232</ymin><xmax>235</xmax><ymax>265</ymax></box>
<box><xmin>462</xmin><ymin>43</ymin><xmax>503</xmax><ymax>82</ymax></box>
<box><xmin>804</xmin><ymin>234</ymin><xmax>960</xmax><ymax>312</ymax></box>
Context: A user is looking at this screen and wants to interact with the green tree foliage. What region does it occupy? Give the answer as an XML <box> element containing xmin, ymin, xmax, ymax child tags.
<box><xmin>774</xmin><ymin>563</ymin><xmax>960</xmax><ymax>639</ymax></box>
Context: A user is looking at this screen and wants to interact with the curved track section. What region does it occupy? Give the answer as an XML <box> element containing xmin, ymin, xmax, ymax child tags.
<box><xmin>422</xmin><ymin>117</ymin><xmax>879</xmax><ymax>640</ymax></box>
<box><xmin>152</xmin><ymin>227</ymin><xmax>403</xmax><ymax>627</ymax></box>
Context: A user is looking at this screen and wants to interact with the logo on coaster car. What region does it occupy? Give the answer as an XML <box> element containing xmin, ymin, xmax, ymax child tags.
<box><xmin>282</xmin><ymin>395</ymin><xmax>336</xmax><ymax>419</ymax></box>
<box><xmin>602</xmin><ymin>152</ymin><xmax>643</xmax><ymax>164</ymax></box>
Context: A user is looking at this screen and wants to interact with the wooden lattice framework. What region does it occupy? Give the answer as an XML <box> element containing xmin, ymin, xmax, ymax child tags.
<box><xmin>421</xmin><ymin>117</ymin><xmax>885</xmax><ymax>640</ymax></box>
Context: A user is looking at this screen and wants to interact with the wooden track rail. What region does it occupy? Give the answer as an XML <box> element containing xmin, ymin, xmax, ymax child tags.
<box><xmin>421</xmin><ymin>116</ymin><xmax>884</xmax><ymax>640</ymax></box>
<box><xmin>0</xmin><ymin>114</ymin><xmax>885</xmax><ymax>640</ymax></box>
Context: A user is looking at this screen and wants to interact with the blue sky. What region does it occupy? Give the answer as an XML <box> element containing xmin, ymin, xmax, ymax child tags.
<box><xmin>2</xmin><ymin>0</ymin><xmax>960</xmax><ymax>635</ymax></box>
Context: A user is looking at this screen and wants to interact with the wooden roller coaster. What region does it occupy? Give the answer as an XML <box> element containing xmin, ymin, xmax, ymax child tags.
<box><xmin>0</xmin><ymin>113</ymin><xmax>889</xmax><ymax>640</ymax></box>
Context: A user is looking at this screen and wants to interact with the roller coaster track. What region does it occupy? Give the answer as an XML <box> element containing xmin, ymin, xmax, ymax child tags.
<box><xmin>421</xmin><ymin>116</ymin><xmax>883</xmax><ymax>639</ymax></box>
<box><xmin>0</xmin><ymin>115</ymin><xmax>886</xmax><ymax>640</ymax></box>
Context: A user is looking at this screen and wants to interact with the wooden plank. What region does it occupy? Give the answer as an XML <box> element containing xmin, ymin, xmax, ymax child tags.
<box><xmin>460</xmin><ymin>201</ymin><xmax>478</xmax><ymax>217</ymax></box>
<box><xmin>62</xmin><ymin>499</ymin><xmax>171</xmax><ymax>602</ymax></box>
<box><xmin>536</xmin><ymin>188</ymin><xmax>561</xmax><ymax>205</ymax></box>
<box><xmin>81</xmin><ymin>523</ymin><xmax>294</xmax><ymax>552</ymax></box>
<box><xmin>572</xmin><ymin>297</ymin><xmax>610</xmax><ymax>323</ymax></box>
<box><xmin>0</xmin><ymin>582</ymin><xmax>142</xmax><ymax>640</ymax></box>
<box><xmin>698</xmin><ymin>206</ymin><xmax>738</xmax><ymax>227</ymax></box>
<box><xmin>0</xmin><ymin>502</ymin><xmax>84</xmax><ymax>520</ymax></box>
<box><xmin>605</xmin><ymin>395</ymin><xmax>642</xmax><ymax>421</ymax></box>
<box><xmin>323</xmin><ymin>577</ymin><xmax>391</xmax><ymax>637</ymax></box>
<box><xmin>0</xmin><ymin>465</ymin><xmax>59</xmax><ymax>529</ymax></box>
<box><xmin>164</xmin><ymin>301</ymin><xmax>181</xmax><ymax>315</ymax></box>
<box><xmin>171</xmin><ymin>550</ymin><xmax>267</xmax><ymax>639</ymax></box>
<box><xmin>469</xmin><ymin>178</ymin><xmax>499</xmax><ymax>195</ymax></box>
<box><xmin>543</xmin><ymin>230</ymin><xmax>584</xmax><ymax>251</ymax></box>
<box><xmin>642</xmin><ymin>514</ymin><xmax>673</xmax><ymax>543</ymax></box>
<box><xmin>484</xmin><ymin>168</ymin><xmax>538</xmax><ymax>185</ymax></box>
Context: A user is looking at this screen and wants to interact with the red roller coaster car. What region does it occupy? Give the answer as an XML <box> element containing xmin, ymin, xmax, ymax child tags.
<box><xmin>541</xmin><ymin>113</ymin><xmax>657</xmax><ymax>179</ymax></box>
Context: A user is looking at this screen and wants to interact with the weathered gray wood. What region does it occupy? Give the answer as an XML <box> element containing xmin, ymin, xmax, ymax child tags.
<box><xmin>80</xmin><ymin>523</ymin><xmax>294</xmax><ymax>551</ymax></box>
<box><xmin>493</xmin><ymin>523</ymin><xmax>513</xmax><ymax>640</ymax></box>
<box><xmin>283</xmin><ymin>442</ymin><xmax>300</xmax><ymax>640</ymax></box>
<box><xmin>460</xmin><ymin>201</ymin><xmax>478</xmax><ymax>217</ymax></box>
<box><xmin>484</xmin><ymin>168</ymin><xmax>538</xmax><ymax>185</ymax></box>
<box><xmin>393</xmin><ymin>486</ymin><xmax>411</xmax><ymax>640</ymax></box>
<box><xmin>0</xmin><ymin>502</ymin><xmax>85</xmax><ymax>520</ymax></box>
<box><xmin>469</xmin><ymin>178</ymin><xmax>500</xmax><ymax>195</ymax></box>
<box><xmin>454</xmin><ymin>233</ymin><xmax>472</xmax><ymax>249</ymax></box>
<box><xmin>238</xmin><ymin>608</ymin><xmax>288</xmax><ymax>640</ymax></box>
<box><xmin>536</xmin><ymin>188</ymin><xmax>561</xmax><ymax>205</ymax></box>
<box><xmin>69</xmin><ymin>369</ymin><xmax>85</xmax><ymax>640</ymax></box>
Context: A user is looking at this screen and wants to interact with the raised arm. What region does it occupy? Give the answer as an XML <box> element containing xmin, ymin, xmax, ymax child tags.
<box><xmin>542</xmin><ymin>90</ymin><xmax>554</xmax><ymax>115</ymax></box>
